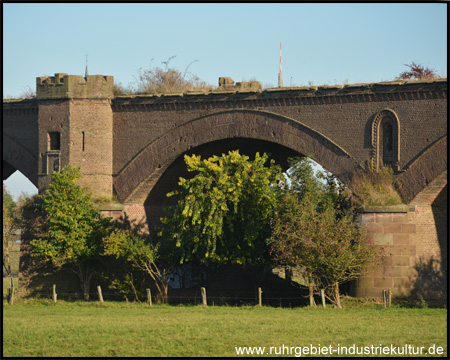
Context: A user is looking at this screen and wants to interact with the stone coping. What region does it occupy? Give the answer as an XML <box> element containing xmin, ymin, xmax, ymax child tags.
<box><xmin>359</xmin><ymin>204</ymin><xmax>409</xmax><ymax>213</ymax></box>
<box><xmin>94</xmin><ymin>203</ymin><xmax>124</xmax><ymax>211</ymax></box>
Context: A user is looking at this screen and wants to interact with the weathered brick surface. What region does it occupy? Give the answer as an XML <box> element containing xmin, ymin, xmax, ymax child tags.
<box><xmin>112</xmin><ymin>83</ymin><xmax>447</xmax><ymax>204</ymax></box>
<box><xmin>356</xmin><ymin>183</ymin><xmax>447</xmax><ymax>304</ymax></box>
<box><xmin>36</xmin><ymin>99</ymin><xmax>71</xmax><ymax>191</ymax></box>
<box><xmin>68</xmin><ymin>99</ymin><xmax>113</xmax><ymax>198</ymax></box>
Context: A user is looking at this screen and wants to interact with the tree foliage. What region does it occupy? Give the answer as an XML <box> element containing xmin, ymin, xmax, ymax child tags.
<box><xmin>3</xmin><ymin>184</ymin><xmax>16</xmax><ymax>221</ymax></box>
<box><xmin>114</xmin><ymin>56</ymin><xmax>214</xmax><ymax>95</ymax></box>
<box><xmin>397</xmin><ymin>61</ymin><xmax>438</xmax><ymax>81</ymax></box>
<box><xmin>268</xmin><ymin>157</ymin><xmax>384</xmax><ymax>308</ymax></box>
<box><xmin>3</xmin><ymin>204</ymin><xmax>14</xmax><ymax>299</ymax></box>
<box><xmin>3</xmin><ymin>185</ymin><xmax>19</xmax><ymax>302</ymax></box>
<box><xmin>30</xmin><ymin>165</ymin><xmax>113</xmax><ymax>300</ymax></box>
<box><xmin>284</xmin><ymin>156</ymin><xmax>350</xmax><ymax>212</ymax></box>
<box><xmin>163</xmin><ymin>151</ymin><xmax>282</xmax><ymax>268</ymax></box>
<box><xmin>103</xmin><ymin>229</ymin><xmax>179</xmax><ymax>303</ymax></box>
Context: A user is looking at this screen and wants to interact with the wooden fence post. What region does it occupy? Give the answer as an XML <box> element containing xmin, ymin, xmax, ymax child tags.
<box><xmin>258</xmin><ymin>287</ymin><xmax>262</xmax><ymax>307</ymax></box>
<box><xmin>52</xmin><ymin>284</ymin><xmax>57</xmax><ymax>303</ymax></box>
<box><xmin>8</xmin><ymin>287</ymin><xmax>14</xmax><ymax>305</ymax></box>
<box><xmin>201</xmin><ymin>287</ymin><xmax>207</xmax><ymax>306</ymax></box>
<box><xmin>97</xmin><ymin>285</ymin><xmax>104</xmax><ymax>304</ymax></box>
<box><xmin>320</xmin><ymin>289</ymin><xmax>326</xmax><ymax>308</ymax></box>
<box><xmin>388</xmin><ymin>289</ymin><xmax>392</xmax><ymax>307</ymax></box>
<box><xmin>382</xmin><ymin>290</ymin><xmax>387</xmax><ymax>308</ymax></box>
<box><xmin>146</xmin><ymin>288</ymin><xmax>152</xmax><ymax>307</ymax></box>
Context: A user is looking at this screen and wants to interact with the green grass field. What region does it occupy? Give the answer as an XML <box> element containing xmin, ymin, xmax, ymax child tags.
<box><xmin>3</xmin><ymin>300</ymin><xmax>447</xmax><ymax>357</ymax></box>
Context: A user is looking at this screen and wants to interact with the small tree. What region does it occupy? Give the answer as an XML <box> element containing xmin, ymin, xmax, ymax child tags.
<box><xmin>397</xmin><ymin>62</ymin><xmax>438</xmax><ymax>81</ymax></box>
<box><xmin>269</xmin><ymin>194</ymin><xmax>383</xmax><ymax>308</ymax></box>
<box><xmin>3</xmin><ymin>204</ymin><xmax>15</xmax><ymax>302</ymax></box>
<box><xmin>103</xmin><ymin>229</ymin><xmax>179</xmax><ymax>303</ymax></box>
<box><xmin>3</xmin><ymin>185</ymin><xmax>20</xmax><ymax>303</ymax></box>
<box><xmin>3</xmin><ymin>184</ymin><xmax>16</xmax><ymax>219</ymax></box>
<box><xmin>163</xmin><ymin>151</ymin><xmax>282</xmax><ymax>288</ymax></box>
<box><xmin>134</xmin><ymin>56</ymin><xmax>213</xmax><ymax>94</ymax></box>
<box><xmin>269</xmin><ymin>157</ymin><xmax>383</xmax><ymax>307</ymax></box>
<box><xmin>30</xmin><ymin>165</ymin><xmax>112</xmax><ymax>300</ymax></box>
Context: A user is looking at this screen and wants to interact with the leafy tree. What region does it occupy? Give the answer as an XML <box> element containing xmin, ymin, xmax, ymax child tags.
<box><xmin>269</xmin><ymin>195</ymin><xmax>382</xmax><ymax>308</ymax></box>
<box><xmin>30</xmin><ymin>165</ymin><xmax>113</xmax><ymax>300</ymax></box>
<box><xmin>163</xmin><ymin>151</ymin><xmax>282</xmax><ymax>287</ymax></box>
<box><xmin>269</xmin><ymin>158</ymin><xmax>384</xmax><ymax>308</ymax></box>
<box><xmin>3</xmin><ymin>204</ymin><xmax>15</xmax><ymax>302</ymax></box>
<box><xmin>284</xmin><ymin>156</ymin><xmax>350</xmax><ymax>212</ymax></box>
<box><xmin>3</xmin><ymin>185</ymin><xmax>20</xmax><ymax>302</ymax></box>
<box><xmin>3</xmin><ymin>184</ymin><xmax>16</xmax><ymax>220</ymax></box>
<box><xmin>103</xmin><ymin>229</ymin><xmax>179</xmax><ymax>303</ymax></box>
<box><xmin>397</xmin><ymin>61</ymin><xmax>438</xmax><ymax>80</ymax></box>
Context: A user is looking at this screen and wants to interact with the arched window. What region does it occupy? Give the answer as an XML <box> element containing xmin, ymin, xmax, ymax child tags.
<box><xmin>371</xmin><ymin>109</ymin><xmax>400</xmax><ymax>172</ymax></box>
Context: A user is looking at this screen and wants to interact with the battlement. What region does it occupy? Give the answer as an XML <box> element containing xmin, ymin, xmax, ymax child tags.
<box><xmin>36</xmin><ymin>73</ymin><xmax>114</xmax><ymax>99</ymax></box>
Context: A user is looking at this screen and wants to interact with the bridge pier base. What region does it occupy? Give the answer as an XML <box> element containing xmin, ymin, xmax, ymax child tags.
<box><xmin>354</xmin><ymin>203</ymin><xmax>447</xmax><ymax>306</ymax></box>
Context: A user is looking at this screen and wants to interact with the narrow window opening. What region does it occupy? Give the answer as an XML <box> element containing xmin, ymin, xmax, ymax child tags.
<box><xmin>381</xmin><ymin>120</ymin><xmax>394</xmax><ymax>167</ymax></box>
<box><xmin>383</xmin><ymin>122</ymin><xmax>393</xmax><ymax>152</ymax></box>
<box><xmin>48</xmin><ymin>132</ymin><xmax>60</xmax><ymax>151</ymax></box>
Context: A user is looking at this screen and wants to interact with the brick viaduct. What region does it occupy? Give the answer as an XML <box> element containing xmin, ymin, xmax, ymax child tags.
<box><xmin>2</xmin><ymin>73</ymin><xmax>447</xmax><ymax>303</ymax></box>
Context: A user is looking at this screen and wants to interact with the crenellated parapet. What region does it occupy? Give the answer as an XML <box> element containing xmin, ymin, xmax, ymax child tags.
<box><xmin>36</xmin><ymin>73</ymin><xmax>114</xmax><ymax>99</ymax></box>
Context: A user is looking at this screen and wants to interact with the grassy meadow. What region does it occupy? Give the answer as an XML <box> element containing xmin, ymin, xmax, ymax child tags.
<box><xmin>3</xmin><ymin>299</ymin><xmax>447</xmax><ymax>357</ymax></box>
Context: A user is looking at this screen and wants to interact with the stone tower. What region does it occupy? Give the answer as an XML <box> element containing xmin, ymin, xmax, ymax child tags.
<box><xmin>36</xmin><ymin>73</ymin><xmax>114</xmax><ymax>199</ymax></box>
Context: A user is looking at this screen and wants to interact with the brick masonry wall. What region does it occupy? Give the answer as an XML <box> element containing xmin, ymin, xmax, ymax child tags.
<box><xmin>112</xmin><ymin>87</ymin><xmax>446</xmax><ymax>176</ymax></box>
<box><xmin>69</xmin><ymin>99</ymin><xmax>113</xmax><ymax>199</ymax></box>
<box><xmin>355</xmin><ymin>190</ymin><xmax>447</xmax><ymax>304</ymax></box>
<box><xmin>37</xmin><ymin>100</ymin><xmax>71</xmax><ymax>191</ymax></box>
<box><xmin>2</xmin><ymin>101</ymin><xmax>39</xmax><ymax>164</ymax></box>
<box><xmin>35</xmin><ymin>99</ymin><xmax>114</xmax><ymax>198</ymax></box>
<box><xmin>112</xmin><ymin>85</ymin><xmax>446</xmax><ymax>204</ymax></box>
<box><xmin>355</xmin><ymin>207</ymin><xmax>417</xmax><ymax>299</ymax></box>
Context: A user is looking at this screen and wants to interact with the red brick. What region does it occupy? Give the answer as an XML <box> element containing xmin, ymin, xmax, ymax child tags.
<box><xmin>393</xmin><ymin>255</ymin><xmax>410</xmax><ymax>267</ymax></box>
<box><xmin>375</xmin><ymin>213</ymin><xmax>392</xmax><ymax>223</ymax></box>
<box><xmin>367</xmin><ymin>223</ymin><xmax>384</xmax><ymax>234</ymax></box>
<box><xmin>401</xmin><ymin>224</ymin><xmax>416</xmax><ymax>234</ymax></box>
<box><xmin>392</xmin><ymin>213</ymin><xmax>409</xmax><ymax>223</ymax></box>
<box><xmin>383</xmin><ymin>223</ymin><xmax>403</xmax><ymax>234</ymax></box>
<box><xmin>393</xmin><ymin>234</ymin><xmax>411</xmax><ymax>245</ymax></box>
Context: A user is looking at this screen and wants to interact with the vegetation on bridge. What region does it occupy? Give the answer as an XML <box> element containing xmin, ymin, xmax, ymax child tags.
<box><xmin>114</xmin><ymin>56</ymin><xmax>214</xmax><ymax>96</ymax></box>
<box><xmin>349</xmin><ymin>164</ymin><xmax>403</xmax><ymax>207</ymax></box>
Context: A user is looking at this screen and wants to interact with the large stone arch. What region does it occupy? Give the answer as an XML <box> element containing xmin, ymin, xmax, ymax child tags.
<box><xmin>114</xmin><ymin>109</ymin><xmax>361</xmax><ymax>204</ymax></box>
<box><xmin>394</xmin><ymin>136</ymin><xmax>447</xmax><ymax>204</ymax></box>
<box><xmin>2</xmin><ymin>135</ymin><xmax>38</xmax><ymax>187</ymax></box>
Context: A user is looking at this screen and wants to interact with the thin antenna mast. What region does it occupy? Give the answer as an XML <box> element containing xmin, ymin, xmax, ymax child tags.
<box><xmin>85</xmin><ymin>54</ymin><xmax>89</xmax><ymax>78</ymax></box>
<box><xmin>278</xmin><ymin>43</ymin><xmax>283</xmax><ymax>88</ymax></box>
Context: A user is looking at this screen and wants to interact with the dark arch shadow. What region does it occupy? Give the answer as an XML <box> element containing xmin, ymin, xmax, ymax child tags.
<box><xmin>2</xmin><ymin>135</ymin><xmax>38</xmax><ymax>187</ymax></box>
<box><xmin>145</xmin><ymin>138</ymin><xmax>299</xmax><ymax>206</ymax></box>
<box><xmin>141</xmin><ymin>138</ymin><xmax>301</xmax><ymax>231</ymax></box>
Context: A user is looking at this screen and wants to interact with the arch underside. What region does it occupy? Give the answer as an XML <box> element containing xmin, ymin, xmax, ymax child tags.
<box><xmin>114</xmin><ymin>110</ymin><xmax>361</xmax><ymax>204</ymax></box>
<box><xmin>395</xmin><ymin>136</ymin><xmax>447</xmax><ymax>204</ymax></box>
<box><xmin>2</xmin><ymin>135</ymin><xmax>38</xmax><ymax>187</ymax></box>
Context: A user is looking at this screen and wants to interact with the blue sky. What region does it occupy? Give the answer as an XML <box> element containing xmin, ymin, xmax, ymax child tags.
<box><xmin>3</xmin><ymin>3</ymin><xmax>447</xmax><ymax>200</ymax></box>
